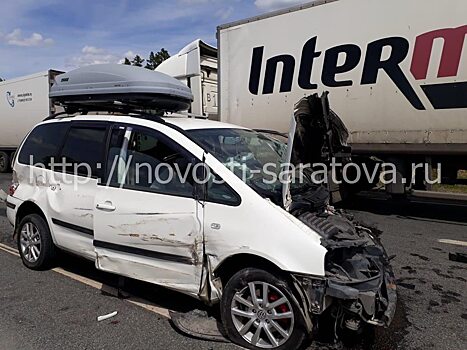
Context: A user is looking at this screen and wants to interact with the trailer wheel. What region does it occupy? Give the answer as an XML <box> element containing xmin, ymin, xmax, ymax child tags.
<box><xmin>0</xmin><ymin>151</ymin><xmax>10</xmax><ymax>173</ymax></box>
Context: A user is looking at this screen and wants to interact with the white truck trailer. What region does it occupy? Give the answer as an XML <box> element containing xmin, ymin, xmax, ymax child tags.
<box><xmin>156</xmin><ymin>40</ymin><xmax>218</xmax><ymax>119</ymax></box>
<box><xmin>0</xmin><ymin>70</ymin><xmax>63</xmax><ymax>172</ymax></box>
<box><xmin>216</xmin><ymin>0</ymin><xmax>467</xmax><ymax>194</ymax></box>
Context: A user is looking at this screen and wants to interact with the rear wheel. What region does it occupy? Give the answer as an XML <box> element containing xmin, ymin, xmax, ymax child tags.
<box><xmin>0</xmin><ymin>151</ymin><xmax>9</xmax><ymax>173</ymax></box>
<box><xmin>17</xmin><ymin>214</ymin><xmax>56</xmax><ymax>270</ymax></box>
<box><xmin>221</xmin><ymin>268</ymin><xmax>306</xmax><ymax>350</ymax></box>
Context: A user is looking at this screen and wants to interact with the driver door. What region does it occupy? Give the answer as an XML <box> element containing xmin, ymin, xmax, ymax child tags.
<box><xmin>93</xmin><ymin>124</ymin><xmax>204</xmax><ymax>295</ymax></box>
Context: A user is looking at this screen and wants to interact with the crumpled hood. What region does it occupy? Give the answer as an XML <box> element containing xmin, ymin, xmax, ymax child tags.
<box><xmin>282</xmin><ymin>92</ymin><xmax>351</xmax><ymax>210</ymax></box>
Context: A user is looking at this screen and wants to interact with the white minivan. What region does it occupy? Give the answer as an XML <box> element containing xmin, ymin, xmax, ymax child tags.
<box><xmin>6</xmin><ymin>65</ymin><xmax>396</xmax><ymax>350</ymax></box>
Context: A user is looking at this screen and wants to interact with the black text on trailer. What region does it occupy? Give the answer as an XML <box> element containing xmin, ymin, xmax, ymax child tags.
<box><xmin>248</xmin><ymin>25</ymin><xmax>467</xmax><ymax>110</ymax></box>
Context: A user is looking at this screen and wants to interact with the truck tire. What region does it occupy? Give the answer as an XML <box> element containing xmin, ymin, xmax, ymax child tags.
<box><xmin>221</xmin><ymin>268</ymin><xmax>306</xmax><ymax>350</ymax></box>
<box><xmin>0</xmin><ymin>151</ymin><xmax>9</xmax><ymax>173</ymax></box>
<box><xmin>17</xmin><ymin>214</ymin><xmax>56</xmax><ymax>270</ymax></box>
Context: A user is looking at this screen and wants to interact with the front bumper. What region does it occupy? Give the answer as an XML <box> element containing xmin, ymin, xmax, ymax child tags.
<box><xmin>294</xmin><ymin>262</ymin><xmax>397</xmax><ymax>329</ymax></box>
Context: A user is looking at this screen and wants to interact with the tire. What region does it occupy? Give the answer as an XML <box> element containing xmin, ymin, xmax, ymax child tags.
<box><xmin>0</xmin><ymin>151</ymin><xmax>9</xmax><ymax>173</ymax></box>
<box><xmin>17</xmin><ymin>214</ymin><xmax>56</xmax><ymax>270</ymax></box>
<box><xmin>221</xmin><ymin>268</ymin><xmax>306</xmax><ymax>350</ymax></box>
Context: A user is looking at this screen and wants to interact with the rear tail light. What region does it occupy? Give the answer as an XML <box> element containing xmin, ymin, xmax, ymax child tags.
<box><xmin>9</xmin><ymin>171</ymin><xmax>19</xmax><ymax>196</ymax></box>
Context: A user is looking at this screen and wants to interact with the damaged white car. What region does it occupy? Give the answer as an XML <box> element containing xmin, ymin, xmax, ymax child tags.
<box><xmin>6</xmin><ymin>64</ymin><xmax>396</xmax><ymax>350</ymax></box>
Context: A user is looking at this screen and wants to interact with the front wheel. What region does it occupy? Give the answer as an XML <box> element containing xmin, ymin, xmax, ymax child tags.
<box><xmin>221</xmin><ymin>268</ymin><xmax>306</xmax><ymax>350</ymax></box>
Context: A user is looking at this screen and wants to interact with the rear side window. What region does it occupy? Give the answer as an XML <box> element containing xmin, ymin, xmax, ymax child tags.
<box><xmin>18</xmin><ymin>123</ymin><xmax>68</xmax><ymax>168</ymax></box>
<box><xmin>59</xmin><ymin>126</ymin><xmax>108</xmax><ymax>178</ymax></box>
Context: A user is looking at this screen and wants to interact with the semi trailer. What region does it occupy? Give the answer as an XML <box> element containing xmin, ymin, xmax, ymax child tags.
<box><xmin>216</xmin><ymin>0</ymin><xmax>467</xmax><ymax>194</ymax></box>
<box><xmin>0</xmin><ymin>70</ymin><xmax>63</xmax><ymax>172</ymax></box>
<box><xmin>160</xmin><ymin>0</ymin><xmax>467</xmax><ymax>195</ymax></box>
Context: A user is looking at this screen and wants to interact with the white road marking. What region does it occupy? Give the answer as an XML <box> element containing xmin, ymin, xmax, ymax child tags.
<box><xmin>53</xmin><ymin>266</ymin><xmax>103</xmax><ymax>289</ymax></box>
<box><xmin>438</xmin><ymin>239</ymin><xmax>467</xmax><ymax>247</ymax></box>
<box><xmin>0</xmin><ymin>242</ymin><xmax>171</xmax><ymax>319</ymax></box>
<box><xmin>0</xmin><ymin>242</ymin><xmax>19</xmax><ymax>256</ymax></box>
<box><xmin>127</xmin><ymin>297</ymin><xmax>171</xmax><ymax>318</ymax></box>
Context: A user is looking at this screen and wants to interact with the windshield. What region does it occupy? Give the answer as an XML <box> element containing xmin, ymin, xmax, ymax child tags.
<box><xmin>188</xmin><ymin>128</ymin><xmax>287</xmax><ymax>199</ymax></box>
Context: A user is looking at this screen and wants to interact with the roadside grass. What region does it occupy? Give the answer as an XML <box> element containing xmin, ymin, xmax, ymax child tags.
<box><xmin>432</xmin><ymin>170</ymin><xmax>467</xmax><ymax>194</ymax></box>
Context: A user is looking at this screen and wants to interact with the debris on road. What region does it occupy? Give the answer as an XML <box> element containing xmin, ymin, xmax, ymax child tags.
<box><xmin>169</xmin><ymin>309</ymin><xmax>228</xmax><ymax>343</ymax></box>
<box><xmin>449</xmin><ymin>252</ymin><xmax>467</xmax><ymax>264</ymax></box>
<box><xmin>97</xmin><ymin>311</ymin><xmax>118</xmax><ymax>322</ymax></box>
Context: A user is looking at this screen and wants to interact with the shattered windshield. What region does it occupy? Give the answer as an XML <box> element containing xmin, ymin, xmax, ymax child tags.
<box><xmin>188</xmin><ymin>128</ymin><xmax>288</xmax><ymax>199</ymax></box>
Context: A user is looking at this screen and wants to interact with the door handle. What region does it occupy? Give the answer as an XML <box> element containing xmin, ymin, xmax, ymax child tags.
<box><xmin>96</xmin><ymin>201</ymin><xmax>116</xmax><ymax>212</ymax></box>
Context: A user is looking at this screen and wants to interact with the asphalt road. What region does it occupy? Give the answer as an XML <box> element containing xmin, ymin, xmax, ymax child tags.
<box><xmin>0</xmin><ymin>173</ymin><xmax>466</xmax><ymax>350</ymax></box>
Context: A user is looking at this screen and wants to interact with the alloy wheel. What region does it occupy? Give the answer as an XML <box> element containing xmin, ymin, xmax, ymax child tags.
<box><xmin>230</xmin><ymin>281</ymin><xmax>294</xmax><ymax>348</ymax></box>
<box><xmin>20</xmin><ymin>222</ymin><xmax>42</xmax><ymax>263</ymax></box>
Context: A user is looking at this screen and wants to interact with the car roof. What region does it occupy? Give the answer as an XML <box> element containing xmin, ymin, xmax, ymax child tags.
<box><xmin>43</xmin><ymin>114</ymin><xmax>248</xmax><ymax>131</ymax></box>
<box><xmin>162</xmin><ymin>116</ymin><xmax>247</xmax><ymax>131</ymax></box>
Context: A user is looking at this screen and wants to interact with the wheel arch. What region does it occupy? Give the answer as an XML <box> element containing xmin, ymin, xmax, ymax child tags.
<box><xmin>214</xmin><ymin>253</ymin><xmax>314</xmax><ymax>335</ymax></box>
<box><xmin>15</xmin><ymin>201</ymin><xmax>49</xmax><ymax>238</ymax></box>
<box><xmin>214</xmin><ymin>253</ymin><xmax>288</xmax><ymax>286</ymax></box>
<box><xmin>16</xmin><ymin>201</ymin><xmax>46</xmax><ymax>222</ymax></box>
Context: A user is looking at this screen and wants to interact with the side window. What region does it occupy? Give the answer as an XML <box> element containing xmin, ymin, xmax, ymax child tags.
<box><xmin>206</xmin><ymin>172</ymin><xmax>241</xmax><ymax>206</ymax></box>
<box><xmin>106</xmin><ymin>126</ymin><xmax>196</xmax><ymax>197</ymax></box>
<box><xmin>18</xmin><ymin>123</ymin><xmax>69</xmax><ymax>168</ymax></box>
<box><xmin>59</xmin><ymin>125</ymin><xmax>107</xmax><ymax>178</ymax></box>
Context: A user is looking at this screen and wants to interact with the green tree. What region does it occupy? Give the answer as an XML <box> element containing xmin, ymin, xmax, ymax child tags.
<box><xmin>145</xmin><ymin>48</ymin><xmax>170</xmax><ymax>70</ymax></box>
<box><xmin>122</xmin><ymin>49</ymin><xmax>170</xmax><ymax>70</ymax></box>
<box><xmin>131</xmin><ymin>55</ymin><xmax>145</xmax><ymax>67</ymax></box>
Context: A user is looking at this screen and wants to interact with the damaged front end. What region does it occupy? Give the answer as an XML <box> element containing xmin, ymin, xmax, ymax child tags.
<box><xmin>295</xmin><ymin>210</ymin><xmax>397</xmax><ymax>333</ymax></box>
<box><xmin>284</xmin><ymin>93</ymin><xmax>396</xmax><ymax>333</ymax></box>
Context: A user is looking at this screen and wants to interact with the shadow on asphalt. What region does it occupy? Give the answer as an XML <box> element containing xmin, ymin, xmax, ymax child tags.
<box><xmin>339</xmin><ymin>192</ymin><xmax>467</xmax><ymax>225</ymax></box>
<box><xmin>57</xmin><ymin>252</ymin><xmax>205</xmax><ymax>313</ymax></box>
<box><xmin>55</xmin><ymin>252</ymin><xmax>410</xmax><ymax>350</ymax></box>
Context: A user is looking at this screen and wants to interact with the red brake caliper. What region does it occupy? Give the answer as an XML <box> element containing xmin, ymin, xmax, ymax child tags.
<box><xmin>269</xmin><ymin>292</ymin><xmax>290</xmax><ymax>329</ymax></box>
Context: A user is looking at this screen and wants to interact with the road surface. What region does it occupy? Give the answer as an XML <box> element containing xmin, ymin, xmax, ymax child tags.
<box><xmin>0</xmin><ymin>174</ymin><xmax>465</xmax><ymax>349</ymax></box>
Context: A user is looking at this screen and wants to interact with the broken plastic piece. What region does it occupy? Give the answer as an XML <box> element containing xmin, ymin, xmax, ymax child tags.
<box><xmin>449</xmin><ymin>252</ymin><xmax>467</xmax><ymax>264</ymax></box>
<box><xmin>97</xmin><ymin>311</ymin><xmax>118</xmax><ymax>322</ymax></box>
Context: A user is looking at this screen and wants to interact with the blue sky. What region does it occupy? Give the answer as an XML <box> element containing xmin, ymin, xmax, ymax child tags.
<box><xmin>0</xmin><ymin>0</ymin><xmax>307</xmax><ymax>79</ymax></box>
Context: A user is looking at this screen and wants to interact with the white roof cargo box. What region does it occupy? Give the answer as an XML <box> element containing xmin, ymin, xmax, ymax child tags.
<box><xmin>50</xmin><ymin>64</ymin><xmax>193</xmax><ymax>113</ymax></box>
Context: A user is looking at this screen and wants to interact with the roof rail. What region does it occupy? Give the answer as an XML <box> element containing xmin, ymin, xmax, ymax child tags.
<box><xmin>43</xmin><ymin>111</ymin><xmax>70</xmax><ymax>121</ymax></box>
<box><xmin>43</xmin><ymin>106</ymin><xmax>165</xmax><ymax>124</ymax></box>
<box><xmin>169</xmin><ymin>111</ymin><xmax>209</xmax><ymax>119</ymax></box>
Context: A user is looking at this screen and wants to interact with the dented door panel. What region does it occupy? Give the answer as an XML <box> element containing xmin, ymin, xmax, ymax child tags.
<box><xmin>93</xmin><ymin>187</ymin><xmax>204</xmax><ymax>295</ymax></box>
<box><xmin>46</xmin><ymin>172</ymin><xmax>97</xmax><ymax>260</ymax></box>
<box><xmin>202</xmin><ymin>153</ymin><xmax>327</xmax><ymax>277</ymax></box>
